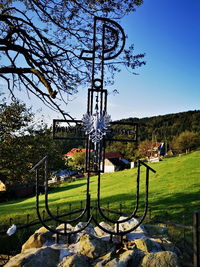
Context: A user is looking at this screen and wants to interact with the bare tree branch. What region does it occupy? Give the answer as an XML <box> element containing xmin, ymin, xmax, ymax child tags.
<box><xmin>0</xmin><ymin>0</ymin><xmax>145</xmax><ymax>116</ymax></box>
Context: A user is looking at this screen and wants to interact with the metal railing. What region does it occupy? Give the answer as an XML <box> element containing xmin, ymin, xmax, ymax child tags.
<box><xmin>0</xmin><ymin>206</ymin><xmax>199</xmax><ymax>267</ymax></box>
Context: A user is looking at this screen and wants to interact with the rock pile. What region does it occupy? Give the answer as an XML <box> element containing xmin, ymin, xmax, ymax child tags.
<box><xmin>5</xmin><ymin>217</ymin><xmax>180</xmax><ymax>267</ymax></box>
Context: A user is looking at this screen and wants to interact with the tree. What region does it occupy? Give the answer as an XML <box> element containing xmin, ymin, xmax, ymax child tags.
<box><xmin>172</xmin><ymin>131</ymin><xmax>200</xmax><ymax>154</ymax></box>
<box><xmin>136</xmin><ymin>139</ymin><xmax>153</xmax><ymax>159</ymax></box>
<box><xmin>106</xmin><ymin>141</ymin><xmax>137</xmax><ymax>161</ymax></box>
<box><xmin>0</xmin><ymin>0</ymin><xmax>145</xmax><ymax>117</ymax></box>
<box><xmin>0</xmin><ymin>98</ymin><xmax>33</xmax><ymax>185</ymax></box>
<box><xmin>0</xmin><ymin>97</ymin><xmax>33</xmax><ymax>140</ymax></box>
<box><xmin>0</xmin><ymin>99</ymin><xmax>66</xmax><ymax>185</ymax></box>
<box><xmin>67</xmin><ymin>151</ymin><xmax>85</xmax><ymax>169</ymax></box>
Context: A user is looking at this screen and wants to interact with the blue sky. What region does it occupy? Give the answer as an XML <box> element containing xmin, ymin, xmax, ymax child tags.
<box><xmin>2</xmin><ymin>0</ymin><xmax>200</xmax><ymax>123</ymax></box>
<box><xmin>65</xmin><ymin>0</ymin><xmax>200</xmax><ymax>121</ymax></box>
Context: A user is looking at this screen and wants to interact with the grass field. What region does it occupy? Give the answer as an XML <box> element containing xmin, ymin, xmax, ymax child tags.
<box><xmin>0</xmin><ymin>150</ymin><xmax>200</xmax><ymax>226</ymax></box>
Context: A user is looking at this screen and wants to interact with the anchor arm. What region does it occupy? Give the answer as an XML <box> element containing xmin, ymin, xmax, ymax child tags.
<box><xmin>43</xmin><ymin>157</ymin><xmax>88</xmax><ymax>224</ymax></box>
<box><xmin>96</xmin><ymin>161</ymin><xmax>155</xmax><ymax>226</ymax></box>
<box><xmin>36</xmin><ymin>167</ymin><xmax>93</xmax><ymax>236</ymax></box>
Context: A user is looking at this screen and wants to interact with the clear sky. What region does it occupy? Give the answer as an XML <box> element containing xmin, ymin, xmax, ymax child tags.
<box><xmin>64</xmin><ymin>0</ymin><xmax>200</xmax><ymax>122</ymax></box>
<box><xmin>2</xmin><ymin>0</ymin><xmax>200</xmax><ymax>124</ymax></box>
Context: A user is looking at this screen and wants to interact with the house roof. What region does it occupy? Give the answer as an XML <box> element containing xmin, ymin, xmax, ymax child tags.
<box><xmin>64</xmin><ymin>148</ymin><xmax>93</xmax><ymax>157</ymax></box>
<box><xmin>107</xmin><ymin>158</ymin><xmax>122</xmax><ymax>166</ymax></box>
<box><xmin>65</xmin><ymin>149</ymin><xmax>122</xmax><ymax>158</ymax></box>
<box><xmin>106</xmin><ymin>158</ymin><xmax>128</xmax><ymax>168</ymax></box>
<box><xmin>147</xmin><ymin>142</ymin><xmax>164</xmax><ymax>152</ymax></box>
<box><xmin>105</xmin><ymin>152</ymin><xmax>122</xmax><ymax>159</ymax></box>
<box><xmin>65</xmin><ymin>148</ymin><xmax>84</xmax><ymax>157</ymax></box>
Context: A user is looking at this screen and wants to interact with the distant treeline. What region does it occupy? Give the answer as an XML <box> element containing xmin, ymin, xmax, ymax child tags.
<box><xmin>118</xmin><ymin>110</ymin><xmax>200</xmax><ymax>142</ymax></box>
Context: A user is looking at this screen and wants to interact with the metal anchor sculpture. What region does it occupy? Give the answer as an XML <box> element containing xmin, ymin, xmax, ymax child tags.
<box><xmin>31</xmin><ymin>17</ymin><xmax>156</xmax><ymax>240</ymax></box>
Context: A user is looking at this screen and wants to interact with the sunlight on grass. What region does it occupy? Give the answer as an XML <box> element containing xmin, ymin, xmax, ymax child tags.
<box><xmin>0</xmin><ymin>150</ymin><xmax>199</xmax><ymax>225</ymax></box>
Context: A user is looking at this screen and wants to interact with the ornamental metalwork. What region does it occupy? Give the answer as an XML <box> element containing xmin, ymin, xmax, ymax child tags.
<box><xmin>82</xmin><ymin>97</ymin><xmax>111</xmax><ymax>145</ymax></box>
<box><xmin>32</xmin><ymin>16</ymin><xmax>156</xmax><ymax>241</ymax></box>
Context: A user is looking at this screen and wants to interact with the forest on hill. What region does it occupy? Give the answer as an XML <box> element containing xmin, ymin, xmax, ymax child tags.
<box><xmin>120</xmin><ymin>110</ymin><xmax>200</xmax><ymax>142</ymax></box>
<box><xmin>1</xmin><ymin>98</ymin><xmax>200</xmax><ymax>186</ymax></box>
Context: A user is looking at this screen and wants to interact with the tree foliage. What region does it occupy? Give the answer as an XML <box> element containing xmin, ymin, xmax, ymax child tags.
<box><xmin>121</xmin><ymin>110</ymin><xmax>200</xmax><ymax>142</ymax></box>
<box><xmin>0</xmin><ymin>99</ymin><xmax>66</xmax><ymax>185</ymax></box>
<box><xmin>67</xmin><ymin>151</ymin><xmax>85</xmax><ymax>169</ymax></box>
<box><xmin>105</xmin><ymin>110</ymin><xmax>200</xmax><ymax>158</ymax></box>
<box><xmin>0</xmin><ymin>98</ymin><xmax>32</xmax><ymax>140</ymax></box>
<box><xmin>0</xmin><ymin>0</ymin><xmax>145</xmax><ymax>117</ymax></box>
<box><xmin>172</xmin><ymin>131</ymin><xmax>200</xmax><ymax>153</ymax></box>
<box><xmin>136</xmin><ymin>139</ymin><xmax>153</xmax><ymax>158</ymax></box>
<box><xmin>106</xmin><ymin>141</ymin><xmax>137</xmax><ymax>161</ymax></box>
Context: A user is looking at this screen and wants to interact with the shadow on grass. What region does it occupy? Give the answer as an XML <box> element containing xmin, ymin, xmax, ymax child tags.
<box><xmin>1</xmin><ymin>188</ymin><xmax>199</xmax><ymax>226</ymax></box>
<box><xmin>51</xmin><ymin>190</ymin><xmax>200</xmax><ymax>224</ymax></box>
<box><xmin>0</xmin><ymin>181</ymin><xmax>87</xmax><ymax>208</ymax></box>
<box><xmin>149</xmin><ymin>191</ymin><xmax>200</xmax><ymax>224</ymax></box>
<box><xmin>150</xmin><ymin>191</ymin><xmax>200</xmax><ymax>209</ymax></box>
<box><xmin>50</xmin><ymin>182</ymin><xmax>87</xmax><ymax>194</ymax></box>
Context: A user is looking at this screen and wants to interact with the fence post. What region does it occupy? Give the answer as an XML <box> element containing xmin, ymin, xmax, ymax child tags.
<box><xmin>42</xmin><ymin>210</ymin><xmax>45</xmax><ymax>221</ymax></box>
<box><xmin>107</xmin><ymin>202</ymin><xmax>110</xmax><ymax>218</ymax></box>
<box><xmin>69</xmin><ymin>203</ymin><xmax>72</xmax><ymax>220</ymax></box>
<box><xmin>120</xmin><ymin>203</ymin><xmax>122</xmax><ymax>214</ymax></box>
<box><xmin>95</xmin><ymin>200</ymin><xmax>98</xmax><ymax>220</ymax></box>
<box><xmin>56</xmin><ymin>206</ymin><xmax>59</xmax><ymax>226</ymax></box>
<box><xmin>9</xmin><ymin>218</ymin><xmax>13</xmax><ymax>226</ymax></box>
<box><xmin>148</xmin><ymin>207</ymin><xmax>151</xmax><ymax>220</ymax></box>
<box><xmin>27</xmin><ymin>214</ymin><xmax>30</xmax><ymax>224</ymax></box>
<box><xmin>193</xmin><ymin>211</ymin><xmax>199</xmax><ymax>267</ymax></box>
<box><xmin>182</xmin><ymin>214</ymin><xmax>185</xmax><ymax>249</ymax></box>
<box><xmin>86</xmin><ymin>194</ymin><xmax>90</xmax><ymax>221</ymax></box>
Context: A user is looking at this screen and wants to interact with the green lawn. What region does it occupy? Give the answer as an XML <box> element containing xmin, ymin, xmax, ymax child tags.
<box><xmin>0</xmin><ymin>150</ymin><xmax>200</xmax><ymax>226</ymax></box>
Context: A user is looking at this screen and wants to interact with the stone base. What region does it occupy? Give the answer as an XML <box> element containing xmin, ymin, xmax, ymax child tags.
<box><xmin>5</xmin><ymin>218</ymin><xmax>180</xmax><ymax>267</ymax></box>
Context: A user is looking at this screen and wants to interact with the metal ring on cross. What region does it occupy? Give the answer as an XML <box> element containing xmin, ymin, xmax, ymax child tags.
<box><xmin>93</xmin><ymin>79</ymin><xmax>103</xmax><ymax>89</ymax></box>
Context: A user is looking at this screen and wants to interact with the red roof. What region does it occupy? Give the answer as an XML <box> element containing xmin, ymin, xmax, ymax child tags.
<box><xmin>64</xmin><ymin>149</ymin><xmax>121</xmax><ymax>159</ymax></box>
<box><xmin>104</xmin><ymin>152</ymin><xmax>121</xmax><ymax>159</ymax></box>
<box><xmin>64</xmin><ymin>148</ymin><xmax>85</xmax><ymax>157</ymax></box>
<box><xmin>64</xmin><ymin>148</ymin><xmax>93</xmax><ymax>157</ymax></box>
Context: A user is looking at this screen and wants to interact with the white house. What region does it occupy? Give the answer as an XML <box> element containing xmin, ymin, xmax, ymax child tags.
<box><xmin>103</xmin><ymin>152</ymin><xmax>130</xmax><ymax>173</ymax></box>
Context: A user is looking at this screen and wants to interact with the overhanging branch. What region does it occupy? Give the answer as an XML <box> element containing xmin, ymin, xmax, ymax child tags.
<box><xmin>0</xmin><ymin>67</ymin><xmax>57</xmax><ymax>98</ymax></box>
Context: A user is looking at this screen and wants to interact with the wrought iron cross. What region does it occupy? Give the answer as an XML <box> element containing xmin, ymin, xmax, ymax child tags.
<box><xmin>32</xmin><ymin>17</ymin><xmax>156</xmax><ymax>240</ymax></box>
<box><xmin>80</xmin><ymin>17</ymin><xmax>125</xmax><ymax>173</ymax></box>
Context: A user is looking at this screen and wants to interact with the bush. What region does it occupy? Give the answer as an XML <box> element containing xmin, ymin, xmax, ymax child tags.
<box><xmin>172</xmin><ymin>131</ymin><xmax>200</xmax><ymax>153</ymax></box>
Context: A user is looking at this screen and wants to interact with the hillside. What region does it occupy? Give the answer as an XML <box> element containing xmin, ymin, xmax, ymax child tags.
<box><xmin>119</xmin><ymin>110</ymin><xmax>200</xmax><ymax>141</ymax></box>
<box><xmin>0</xmin><ymin>150</ymin><xmax>199</xmax><ymax>225</ymax></box>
